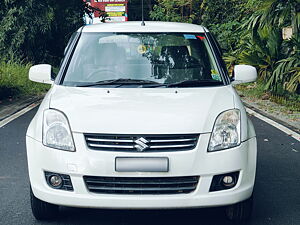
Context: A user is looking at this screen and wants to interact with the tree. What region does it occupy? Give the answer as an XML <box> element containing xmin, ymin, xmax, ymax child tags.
<box><xmin>244</xmin><ymin>0</ymin><xmax>300</xmax><ymax>93</ymax></box>
<box><xmin>201</xmin><ymin>0</ymin><xmax>258</xmax><ymax>52</ymax></box>
<box><xmin>239</xmin><ymin>27</ymin><xmax>283</xmax><ymax>89</ymax></box>
<box><xmin>247</xmin><ymin>0</ymin><xmax>299</xmax><ymax>39</ymax></box>
<box><xmin>0</xmin><ymin>0</ymin><xmax>84</xmax><ymax>65</ymax></box>
<box><xmin>150</xmin><ymin>0</ymin><xmax>200</xmax><ymax>24</ymax></box>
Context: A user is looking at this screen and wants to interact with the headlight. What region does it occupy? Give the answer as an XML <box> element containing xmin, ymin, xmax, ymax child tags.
<box><xmin>43</xmin><ymin>109</ymin><xmax>75</xmax><ymax>151</ymax></box>
<box><xmin>208</xmin><ymin>109</ymin><xmax>241</xmax><ymax>152</ymax></box>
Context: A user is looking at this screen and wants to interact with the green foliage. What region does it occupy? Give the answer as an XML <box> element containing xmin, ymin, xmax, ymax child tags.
<box><xmin>201</xmin><ymin>0</ymin><xmax>259</xmax><ymax>52</ymax></box>
<box><xmin>239</xmin><ymin>27</ymin><xmax>283</xmax><ymax>83</ymax></box>
<box><xmin>285</xmin><ymin>66</ymin><xmax>300</xmax><ymax>92</ymax></box>
<box><xmin>0</xmin><ymin>61</ymin><xmax>50</xmax><ymax>100</ymax></box>
<box><xmin>246</xmin><ymin>0</ymin><xmax>299</xmax><ymax>33</ymax></box>
<box><xmin>150</xmin><ymin>0</ymin><xmax>200</xmax><ymax>23</ymax></box>
<box><xmin>207</xmin><ymin>22</ymin><xmax>243</xmax><ymax>52</ymax></box>
<box><xmin>269</xmin><ymin>93</ymin><xmax>300</xmax><ymax>111</ymax></box>
<box><xmin>236</xmin><ymin>82</ymin><xmax>300</xmax><ymax>111</ymax></box>
<box><xmin>0</xmin><ymin>0</ymin><xmax>84</xmax><ymax>66</ymax></box>
<box><xmin>240</xmin><ymin>0</ymin><xmax>300</xmax><ymax>93</ymax></box>
<box><xmin>235</xmin><ymin>82</ymin><xmax>265</xmax><ymax>99</ymax></box>
<box><xmin>275</xmin><ymin>38</ymin><xmax>300</xmax><ymax>93</ymax></box>
<box><xmin>201</xmin><ymin>0</ymin><xmax>248</xmax><ymax>25</ymax></box>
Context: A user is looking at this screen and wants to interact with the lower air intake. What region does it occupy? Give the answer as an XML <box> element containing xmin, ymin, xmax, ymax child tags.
<box><xmin>83</xmin><ymin>176</ymin><xmax>199</xmax><ymax>195</ymax></box>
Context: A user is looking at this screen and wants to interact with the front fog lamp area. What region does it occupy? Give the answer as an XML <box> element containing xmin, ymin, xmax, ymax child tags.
<box><xmin>210</xmin><ymin>172</ymin><xmax>239</xmax><ymax>192</ymax></box>
<box><xmin>43</xmin><ymin>109</ymin><xmax>75</xmax><ymax>151</ymax></box>
<box><xmin>45</xmin><ymin>172</ymin><xmax>73</xmax><ymax>191</ymax></box>
<box><xmin>208</xmin><ymin>109</ymin><xmax>240</xmax><ymax>152</ymax></box>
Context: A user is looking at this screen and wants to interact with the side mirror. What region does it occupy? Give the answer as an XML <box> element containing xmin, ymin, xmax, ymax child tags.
<box><xmin>231</xmin><ymin>65</ymin><xmax>257</xmax><ymax>85</ymax></box>
<box><xmin>29</xmin><ymin>64</ymin><xmax>53</xmax><ymax>84</ymax></box>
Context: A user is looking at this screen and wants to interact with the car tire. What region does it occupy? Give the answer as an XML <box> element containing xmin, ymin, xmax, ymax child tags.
<box><xmin>225</xmin><ymin>194</ymin><xmax>253</xmax><ymax>222</ymax></box>
<box><xmin>30</xmin><ymin>187</ymin><xmax>59</xmax><ymax>220</ymax></box>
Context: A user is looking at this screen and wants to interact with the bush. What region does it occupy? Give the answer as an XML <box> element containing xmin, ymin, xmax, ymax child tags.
<box><xmin>0</xmin><ymin>61</ymin><xmax>50</xmax><ymax>100</ymax></box>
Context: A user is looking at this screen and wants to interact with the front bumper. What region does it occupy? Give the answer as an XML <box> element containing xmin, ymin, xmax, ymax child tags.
<box><xmin>26</xmin><ymin>133</ymin><xmax>257</xmax><ymax>209</ymax></box>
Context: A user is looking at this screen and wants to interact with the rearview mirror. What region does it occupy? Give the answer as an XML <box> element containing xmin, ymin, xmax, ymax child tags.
<box><xmin>29</xmin><ymin>64</ymin><xmax>53</xmax><ymax>84</ymax></box>
<box><xmin>231</xmin><ymin>65</ymin><xmax>257</xmax><ymax>85</ymax></box>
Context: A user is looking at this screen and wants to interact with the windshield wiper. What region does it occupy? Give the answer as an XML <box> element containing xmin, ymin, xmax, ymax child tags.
<box><xmin>76</xmin><ymin>79</ymin><xmax>162</xmax><ymax>87</ymax></box>
<box><xmin>141</xmin><ymin>79</ymin><xmax>223</xmax><ymax>88</ymax></box>
<box><xmin>76</xmin><ymin>79</ymin><xmax>223</xmax><ymax>88</ymax></box>
<box><xmin>166</xmin><ymin>79</ymin><xmax>223</xmax><ymax>88</ymax></box>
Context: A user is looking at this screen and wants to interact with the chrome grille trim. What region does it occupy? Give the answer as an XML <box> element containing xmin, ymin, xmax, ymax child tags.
<box><xmin>84</xmin><ymin>134</ymin><xmax>199</xmax><ymax>152</ymax></box>
<box><xmin>150</xmin><ymin>144</ymin><xmax>195</xmax><ymax>149</ymax></box>
<box><xmin>150</xmin><ymin>138</ymin><xmax>197</xmax><ymax>143</ymax></box>
<box><xmin>88</xmin><ymin>144</ymin><xmax>135</xmax><ymax>149</ymax></box>
<box><xmin>86</xmin><ymin>138</ymin><xmax>134</xmax><ymax>143</ymax></box>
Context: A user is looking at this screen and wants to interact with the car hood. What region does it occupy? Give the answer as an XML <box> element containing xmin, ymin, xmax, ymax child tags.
<box><xmin>49</xmin><ymin>85</ymin><xmax>235</xmax><ymax>134</ymax></box>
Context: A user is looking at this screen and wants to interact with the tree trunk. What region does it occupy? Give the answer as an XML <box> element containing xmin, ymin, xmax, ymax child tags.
<box><xmin>291</xmin><ymin>3</ymin><xmax>298</xmax><ymax>40</ymax></box>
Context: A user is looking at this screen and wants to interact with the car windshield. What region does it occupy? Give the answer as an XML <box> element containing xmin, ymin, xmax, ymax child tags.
<box><xmin>62</xmin><ymin>32</ymin><xmax>224</xmax><ymax>87</ymax></box>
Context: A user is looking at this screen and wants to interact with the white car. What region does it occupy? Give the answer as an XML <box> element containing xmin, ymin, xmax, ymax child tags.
<box><xmin>26</xmin><ymin>21</ymin><xmax>257</xmax><ymax>222</ymax></box>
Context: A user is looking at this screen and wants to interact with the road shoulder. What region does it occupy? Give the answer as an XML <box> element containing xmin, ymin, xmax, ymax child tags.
<box><xmin>241</xmin><ymin>96</ymin><xmax>300</xmax><ymax>134</ymax></box>
<box><xmin>0</xmin><ymin>96</ymin><xmax>43</xmax><ymax>122</ymax></box>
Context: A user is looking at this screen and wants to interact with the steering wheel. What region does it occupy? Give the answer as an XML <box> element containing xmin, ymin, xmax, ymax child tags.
<box><xmin>86</xmin><ymin>69</ymin><xmax>120</xmax><ymax>82</ymax></box>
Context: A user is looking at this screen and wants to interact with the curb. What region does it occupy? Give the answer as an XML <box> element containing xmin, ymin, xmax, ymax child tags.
<box><xmin>243</xmin><ymin>102</ymin><xmax>300</xmax><ymax>135</ymax></box>
<box><xmin>0</xmin><ymin>97</ymin><xmax>43</xmax><ymax>122</ymax></box>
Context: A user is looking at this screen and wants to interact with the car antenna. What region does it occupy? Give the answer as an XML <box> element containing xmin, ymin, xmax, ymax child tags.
<box><xmin>141</xmin><ymin>0</ymin><xmax>145</xmax><ymax>26</ymax></box>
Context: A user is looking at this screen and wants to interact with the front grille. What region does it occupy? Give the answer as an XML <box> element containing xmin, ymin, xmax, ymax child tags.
<box><xmin>84</xmin><ymin>134</ymin><xmax>199</xmax><ymax>152</ymax></box>
<box><xmin>83</xmin><ymin>176</ymin><xmax>199</xmax><ymax>195</ymax></box>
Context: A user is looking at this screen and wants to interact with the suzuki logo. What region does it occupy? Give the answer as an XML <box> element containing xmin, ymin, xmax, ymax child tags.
<box><xmin>134</xmin><ymin>137</ymin><xmax>149</xmax><ymax>152</ymax></box>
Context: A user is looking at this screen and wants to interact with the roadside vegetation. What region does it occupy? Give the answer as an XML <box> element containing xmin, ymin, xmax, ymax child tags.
<box><xmin>235</xmin><ymin>83</ymin><xmax>300</xmax><ymax>112</ymax></box>
<box><xmin>0</xmin><ymin>0</ymin><xmax>299</xmax><ymax>111</ymax></box>
<box><xmin>0</xmin><ymin>61</ymin><xmax>49</xmax><ymax>100</ymax></box>
<box><xmin>0</xmin><ymin>0</ymin><xmax>84</xmax><ymax>100</ymax></box>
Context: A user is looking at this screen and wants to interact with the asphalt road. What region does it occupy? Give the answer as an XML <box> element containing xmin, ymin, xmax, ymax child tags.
<box><xmin>0</xmin><ymin>107</ymin><xmax>299</xmax><ymax>225</ymax></box>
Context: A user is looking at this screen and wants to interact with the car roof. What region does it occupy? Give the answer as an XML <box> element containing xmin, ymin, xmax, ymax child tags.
<box><xmin>81</xmin><ymin>21</ymin><xmax>208</xmax><ymax>33</ymax></box>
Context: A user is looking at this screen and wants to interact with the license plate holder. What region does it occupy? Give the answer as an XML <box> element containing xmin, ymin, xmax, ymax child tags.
<box><xmin>115</xmin><ymin>157</ymin><xmax>169</xmax><ymax>172</ymax></box>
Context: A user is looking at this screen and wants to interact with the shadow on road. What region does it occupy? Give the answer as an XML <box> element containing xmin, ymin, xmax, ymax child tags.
<box><xmin>51</xmin><ymin>207</ymin><xmax>237</xmax><ymax>225</ymax></box>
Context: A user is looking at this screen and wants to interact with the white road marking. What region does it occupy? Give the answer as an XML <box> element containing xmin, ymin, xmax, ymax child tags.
<box><xmin>0</xmin><ymin>103</ymin><xmax>39</xmax><ymax>128</ymax></box>
<box><xmin>246</xmin><ymin>107</ymin><xmax>300</xmax><ymax>142</ymax></box>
